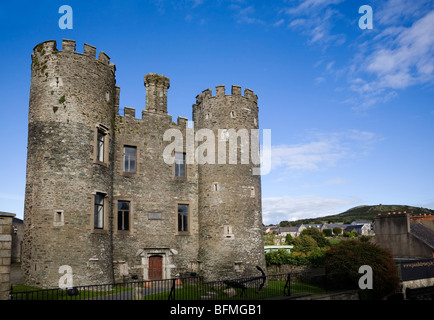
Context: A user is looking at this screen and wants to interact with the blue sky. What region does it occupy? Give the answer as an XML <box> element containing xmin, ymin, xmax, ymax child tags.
<box><xmin>1</xmin><ymin>0</ymin><xmax>434</xmax><ymax>224</ymax></box>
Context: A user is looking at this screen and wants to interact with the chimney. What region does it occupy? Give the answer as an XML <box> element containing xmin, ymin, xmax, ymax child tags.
<box><xmin>144</xmin><ymin>73</ymin><xmax>170</xmax><ymax>113</ymax></box>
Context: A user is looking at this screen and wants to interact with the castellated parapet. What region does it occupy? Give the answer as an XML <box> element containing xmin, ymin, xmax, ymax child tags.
<box><xmin>22</xmin><ymin>39</ymin><xmax>265</xmax><ymax>288</ymax></box>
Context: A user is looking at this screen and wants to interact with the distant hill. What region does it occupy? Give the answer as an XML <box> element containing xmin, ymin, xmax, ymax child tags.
<box><xmin>279</xmin><ymin>204</ymin><xmax>434</xmax><ymax>226</ymax></box>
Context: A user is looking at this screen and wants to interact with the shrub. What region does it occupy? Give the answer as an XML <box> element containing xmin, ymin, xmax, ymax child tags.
<box><xmin>343</xmin><ymin>231</ymin><xmax>357</xmax><ymax>238</ymax></box>
<box><xmin>300</xmin><ymin>228</ymin><xmax>330</xmax><ymax>247</ymax></box>
<box><xmin>325</xmin><ymin>240</ymin><xmax>400</xmax><ymax>299</ymax></box>
<box><xmin>333</xmin><ymin>227</ymin><xmax>342</xmax><ymax>235</ymax></box>
<box><xmin>306</xmin><ymin>247</ymin><xmax>327</xmax><ymax>267</ymax></box>
<box><xmin>265</xmin><ymin>247</ymin><xmax>328</xmax><ymax>267</ymax></box>
<box><xmin>323</xmin><ymin>229</ymin><xmax>333</xmax><ymax>237</ymax></box>
<box><xmin>292</xmin><ymin>234</ymin><xmax>318</xmax><ymax>253</ymax></box>
<box><xmin>265</xmin><ymin>248</ymin><xmax>291</xmax><ymax>266</ymax></box>
<box><xmin>285</xmin><ymin>233</ymin><xmax>294</xmax><ymax>245</ymax></box>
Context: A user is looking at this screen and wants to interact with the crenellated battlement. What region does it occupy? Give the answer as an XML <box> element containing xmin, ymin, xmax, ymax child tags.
<box><xmin>32</xmin><ymin>39</ymin><xmax>116</xmax><ymax>71</ymax></box>
<box><xmin>195</xmin><ymin>85</ymin><xmax>258</xmax><ymax>105</ymax></box>
<box><xmin>119</xmin><ymin>106</ymin><xmax>189</xmax><ymax>127</ymax></box>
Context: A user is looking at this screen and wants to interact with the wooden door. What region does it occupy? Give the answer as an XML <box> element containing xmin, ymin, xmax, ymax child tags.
<box><xmin>148</xmin><ymin>255</ymin><xmax>163</xmax><ymax>280</ymax></box>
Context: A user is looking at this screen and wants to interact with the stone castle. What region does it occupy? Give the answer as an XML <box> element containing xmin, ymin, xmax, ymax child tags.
<box><xmin>21</xmin><ymin>39</ymin><xmax>265</xmax><ymax>288</ymax></box>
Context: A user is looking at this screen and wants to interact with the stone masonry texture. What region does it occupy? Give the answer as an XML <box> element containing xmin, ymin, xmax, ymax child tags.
<box><xmin>0</xmin><ymin>212</ymin><xmax>14</xmax><ymax>300</ymax></box>
<box><xmin>21</xmin><ymin>39</ymin><xmax>265</xmax><ymax>288</ymax></box>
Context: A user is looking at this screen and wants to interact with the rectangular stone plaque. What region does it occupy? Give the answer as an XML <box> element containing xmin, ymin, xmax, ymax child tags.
<box><xmin>148</xmin><ymin>212</ymin><xmax>162</xmax><ymax>220</ymax></box>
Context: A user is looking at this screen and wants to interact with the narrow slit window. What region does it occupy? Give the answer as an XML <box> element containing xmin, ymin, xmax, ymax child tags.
<box><xmin>97</xmin><ymin>130</ymin><xmax>105</xmax><ymax>162</ymax></box>
<box><xmin>53</xmin><ymin>210</ymin><xmax>64</xmax><ymax>226</ymax></box>
<box><xmin>177</xmin><ymin>204</ymin><xmax>189</xmax><ymax>232</ymax></box>
<box><xmin>117</xmin><ymin>201</ymin><xmax>130</xmax><ymax>231</ymax></box>
<box><xmin>123</xmin><ymin>146</ymin><xmax>137</xmax><ymax>173</ymax></box>
<box><xmin>94</xmin><ymin>192</ymin><xmax>105</xmax><ymax>229</ymax></box>
<box><xmin>175</xmin><ymin>152</ymin><xmax>186</xmax><ymax>177</ymax></box>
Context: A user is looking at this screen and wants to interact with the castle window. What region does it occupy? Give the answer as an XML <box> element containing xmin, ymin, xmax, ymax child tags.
<box><xmin>95</xmin><ymin>124</ymin><xmax>109</xmax><ymax>165</ymax></box>
<box><xmin>53</xmin><ymin>210</ymin><xmax>64</xmax><ymax>227</ymax></box>
<box><xmin>94</xmin><ymin>192</ymin><xmax>105</xmax><ymax>229</ymax></box>
<box><xmin>174</xmin><ymin>152</ymin><xmax>186</xmax><ymax>177</ymax></box>
<box><xmin>97</xmin><ymin>129</ymin><xmax>106</xmax><ymax>162</ymax></box>
<box><xmin>117</xmin><ymin>201</ymin><xmax>130</xmax><ymax>231</ymax></box>
<box><xmin>230</xmin><ymin>111</ymin><xmax>236</xmax><ymax>118</ymax></box>
<box><xmin>224</xmin><ymin>225</ymin><xmax>234</xmax><ymax>239</ymax></box>
<box><xmin>213</xmin><ymin>183</ymin><xmax>219</xmax><ymax>192</ymax></box>
<box><xmin>177</xmin><ymin>204</ymin><xmax>189</xmax><ymax>233</ymax></box>
<box><xmin>123</xmin><ymin>146</ymin><xmax>137</xmax><ymax>173</ymax></box>
<box><xmin>250</xmin><ymin>187</ymin><xmax>255</xmax><ymax>197</ymax></box>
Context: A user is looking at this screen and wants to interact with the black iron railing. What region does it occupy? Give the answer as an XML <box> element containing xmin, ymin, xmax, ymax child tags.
<box><xmin>10</xmin><ymin>271</ymin><xmax>355</xmax><ymax>300</ymax></box>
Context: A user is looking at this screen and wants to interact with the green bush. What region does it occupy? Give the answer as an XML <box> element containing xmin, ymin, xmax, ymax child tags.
<box><xmin>265</xmin><ymin>247</ymin><xmax>328</xmax><ymax>267</ymax></box>
<box><xmin>323</xmin><ymin>229</ymin><xmax>333</xmax><ymax>237</ymax></box>
<box><xmin>332</xmin><ymin>227</ymin><xmax>342</xmax><ymax>235</ymax></box>
<box><xmin>285</xmin><ymin>233</ymin><xmax>294</xmax><ymax>245</ymax></box>
<box><xmin>292</xmin><ymin>234</ymin><xmax>318</xmax><ymax>253</ymax></box>
<box><xmin>265</xmin><ymin>248</ymin><xmax>291</xmax><ymax>266</ymax></box>
<box><xmin>325</xmin><ymin>240</ymin><xmax>400</xmax><ymax>299</ymax></box>
<box><xmin>299</xmin><ymin>228</ymin><xmax>330</xmax><ymax>247</ymax></box>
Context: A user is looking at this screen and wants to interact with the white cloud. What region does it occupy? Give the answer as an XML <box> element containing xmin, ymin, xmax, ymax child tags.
<box><xmin>283</xmin><ymin>1</ymin><xmax>346</xmax><ymax>47</ymax></box>
<box><xmin>272</xmin><ymin>19</ymin><xmax>285</xmax><ymax>27</ymax></box>
<box><xmin>262</xmin><ymin>195</ymin><xmax>359</xmax><ymax>225</ymax></box>
<box><xmin>269</xmin><ymin>130</ymin><xmax>381</xmax><ymax>174</ymax></box>
<box><xmin>284</xmin><ymin>0</ymin><xmax>345</xmax><ymax>15</ymax></box>
<box><xmin>376</xmin><ymin>0</ymin><xmax>433</xmax><ymax>26</ymax></box>
<box><xmin>280</xmin><ymin>0</ymin><xmax>434</xmax><ymax>110</ymax></box>
<box><xmin>230</xmin><ymin>4</ymin><xmax>266</xmax><ymax>25</ymax></box>
<box><xmin>315</xmin><ymin>76</ymin><xmax>326</xmax><ymax>85</ymax></box>
<box><xmin>365</xmin><ymin>11</ymin><xmax>434</xmax><ymax>87</ymax></box>
<box><xmin>271</xmin><ymin>141</ymin><xmax>345</xmax><ymax>172</ymax></box>
<box><xmin>348</xmin><ymin>5</ymin><xmax>434</xmax><ymax>109</ymax></box>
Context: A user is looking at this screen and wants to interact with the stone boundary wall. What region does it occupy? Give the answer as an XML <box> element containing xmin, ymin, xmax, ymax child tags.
<box><xmin>266</xmin><ymin>264</ymin><xmax>324</xmax><ymax>275</ymax></box>
<box><xmin>0</xmin><ymin>212</ymin><xmax>15</xmax><ymax>300</ymax></box>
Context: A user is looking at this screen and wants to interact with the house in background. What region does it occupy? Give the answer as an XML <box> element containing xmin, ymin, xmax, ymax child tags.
<box><xmin>372</xmin><ymin>213</ymin><xmax>434</xmax><ymax>259</ymax></box>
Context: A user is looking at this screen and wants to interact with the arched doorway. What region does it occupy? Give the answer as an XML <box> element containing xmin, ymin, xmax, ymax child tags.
<box><xmin>148</xmin><ymin>255</ymin><xmax>163</xmax><ymax>280</ymax></box>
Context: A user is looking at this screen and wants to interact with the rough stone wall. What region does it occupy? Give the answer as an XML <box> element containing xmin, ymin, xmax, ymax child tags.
<box><xmin>193</xmin><ymin>86</ymin><xmax>265</xmax><ymax>281</ymax></box>
<box><xmin>112</xmin><ymin>107</ymin><xmax>199</xmax><ymax>282</ymax></box>
<box><xmin>372</xmin><ymin>214</ymin><xmax>432</xmax><ymax>259</ymax></box>
<box><xmin>22</xmin><ymin>40</ymin><xmax>117</xmax><ymax>288</ymax></box>
<box><xmin>0</xmin><ymin>213</ymin><xmax>14</xmax><ymax>300</ymax></box>
<box><xmin>11</xmin><ymin>218</ymin><xmax>23</xmax><ymax>263</ymax></box>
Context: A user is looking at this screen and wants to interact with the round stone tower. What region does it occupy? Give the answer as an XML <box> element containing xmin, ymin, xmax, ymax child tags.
<box><xmin>193</xmin><ymin>85</ymin><xmax>265</xmax><ymax>281</ymax></box>
<box><xmin>22</xmin><ymin>40</ymin><xmax>118</xmax><ymax>288</ymax></box>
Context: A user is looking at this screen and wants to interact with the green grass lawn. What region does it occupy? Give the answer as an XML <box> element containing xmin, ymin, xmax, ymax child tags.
<box><xmin>143</xmin><ymin>280</ymin><xmax>326</xmax><ymax>300</ymax></box>
<box><xmin>11</xmin><ymin>278</ymin><xmax>327</xmax><ymax>300</ymax></box>
<box><xmin>10</xmin><ymin>283</ymin><xmax>133</xmax><ymax>300</ymax></box>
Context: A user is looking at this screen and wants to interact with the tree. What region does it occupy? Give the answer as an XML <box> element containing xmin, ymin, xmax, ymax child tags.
<box><xmin>299</xmin><ymin>228</ymin><xmax>330</xmax><ymax>247</ymax></box>
<box><xmin>279</xmin><ymin>220</ymin><xmax>291</xmax><ymax>227</ymax></box>
<box><xmin>323</xmin><ymin>229</ymin><xmax>333</xmax><ymax>237</ymax></box>
<box><xmin>292</xmin><ymin>234</ymin><xmax>318</xmax><ymax>253</ymax></box>
<box><xmin>325</xmin><ymin>240</ymin><xmax>400</xmax><ymax>299</ymax></box>
<box><xmin>333</xmin><ymin>227</ymin><xmax>342</xmax><ymax>236</ymax></box>
<box><xmin>285</xmin><ymin>233</ymin><xmax>294</xmax><ymax>245</ymax></box>
<box><xmin>263</xmin><ymin>233</ymin><xmax>275</xmax><ymax>245</ymax></box>
<box><xmin>343</xmin><ymin>231</ymin><xmax>357</xmax><ymax>238</ymax></box>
